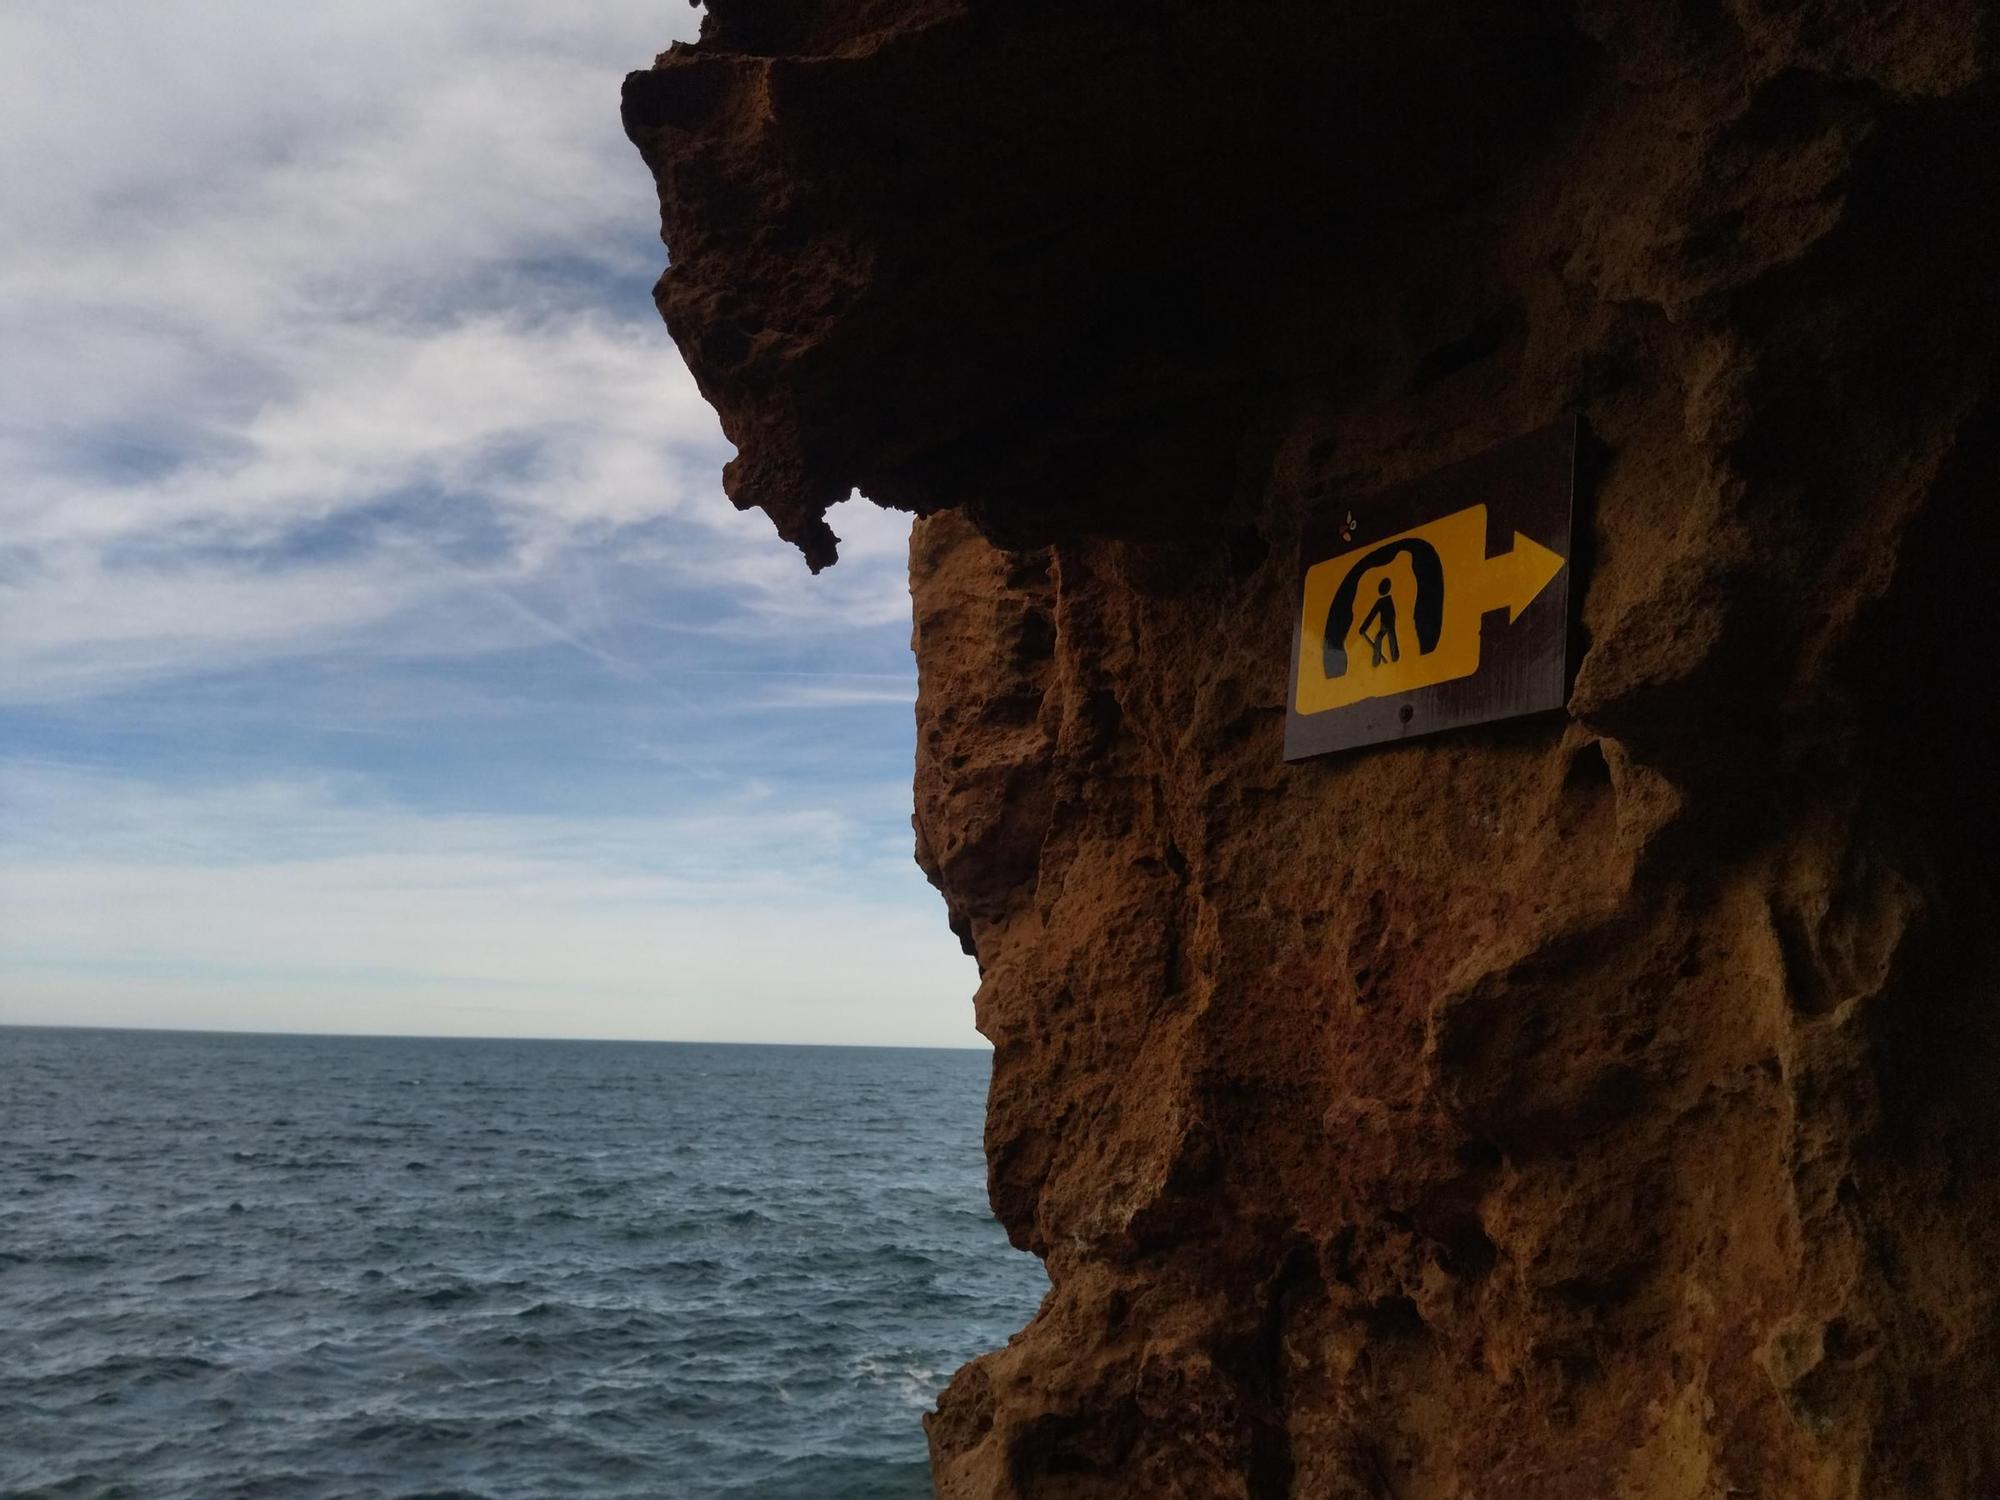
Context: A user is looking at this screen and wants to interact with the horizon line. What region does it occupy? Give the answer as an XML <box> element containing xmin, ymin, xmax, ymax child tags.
<box><xmin>0</xmin><ymin>1020</ymin><xmax>990</xmax><ymax>1052</ymax></box>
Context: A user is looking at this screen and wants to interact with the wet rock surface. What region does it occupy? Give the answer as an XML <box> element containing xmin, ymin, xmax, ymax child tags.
<box><xmin>626</xmin><ymin>3</ymin><xmax>2000</xmax><ymax>1494</ymax></box>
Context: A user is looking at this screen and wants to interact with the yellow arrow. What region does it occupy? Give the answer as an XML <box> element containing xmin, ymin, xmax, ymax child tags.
<box><xmin>1477</xmin><ymin>530</ymin><xmax>1566</xmax><ymax>623</ymax></box>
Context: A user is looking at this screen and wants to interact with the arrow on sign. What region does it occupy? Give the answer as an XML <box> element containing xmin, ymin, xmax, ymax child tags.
<box><xmin>1476</xmin><ymin>530</ymin><xmax>1566</xmax><ymax>624</ymax></box>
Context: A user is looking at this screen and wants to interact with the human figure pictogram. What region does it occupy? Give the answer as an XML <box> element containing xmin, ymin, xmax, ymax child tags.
<box><xmin>1322</xmin><ymin>540</ymin><xmax>1441</xmax><ymax>680</ymax></box>
<box><xmin>1358</xmin><ymin>578</ymin><xmax>1400</xmax><ymax>667</ymax></box>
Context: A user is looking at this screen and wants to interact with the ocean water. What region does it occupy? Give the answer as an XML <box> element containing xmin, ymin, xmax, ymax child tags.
<box><xmin>0</xmin><ymin>1027</ymin><xmax>1045</xmax><ymax>1500</ymax></box>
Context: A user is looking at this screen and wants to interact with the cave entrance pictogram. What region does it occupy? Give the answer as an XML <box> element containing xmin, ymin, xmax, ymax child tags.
<box><xmin>1320</xmin><ymin>537</ymin><xmax>1447</xmax><ymax>687</ymax></box>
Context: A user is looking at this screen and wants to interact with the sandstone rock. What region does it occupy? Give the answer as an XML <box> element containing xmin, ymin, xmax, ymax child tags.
<box><xmin>625</xmin><ymin>3</ymin><xmax>2000</xmax><ymax>1493</ymax></box>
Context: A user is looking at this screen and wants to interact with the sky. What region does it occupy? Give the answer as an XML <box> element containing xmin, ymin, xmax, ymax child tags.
<box><xmin>0</xmin><ymin>2</ymin><xmax>983</xmax><ymax>1047</ymax></box>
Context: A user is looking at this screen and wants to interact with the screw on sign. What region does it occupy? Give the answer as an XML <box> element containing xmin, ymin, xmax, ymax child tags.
<box><xmin>1284</xmin><ymin>418</ymin><xmax>1579</xmax><ymax>761</ymax></box>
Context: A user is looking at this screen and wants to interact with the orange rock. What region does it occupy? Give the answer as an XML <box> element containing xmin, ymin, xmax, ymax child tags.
<box><xmin>625</xmin><ymin>3</ymin><xmax>2000</xmax><ymax>1493</ymax></box>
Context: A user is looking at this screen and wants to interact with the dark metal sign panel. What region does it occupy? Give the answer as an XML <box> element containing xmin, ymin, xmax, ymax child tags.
<box><xmin>1284</xmin><ymin>418</ymin><xmax>1577</xmax><ymax>761</ymax></box>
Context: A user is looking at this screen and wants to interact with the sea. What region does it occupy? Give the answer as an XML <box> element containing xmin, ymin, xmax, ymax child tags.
<box><xmin>0</xmin><ymin>1027</ymin><xmax>1046</xmax><ymax>1499</ymax></box>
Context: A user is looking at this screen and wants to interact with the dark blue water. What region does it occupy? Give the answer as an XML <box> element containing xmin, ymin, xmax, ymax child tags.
<box><xmin>0</xmin><ymin>1028</ymin><xmax>1044</xmax><ymax>1499</ymax></box>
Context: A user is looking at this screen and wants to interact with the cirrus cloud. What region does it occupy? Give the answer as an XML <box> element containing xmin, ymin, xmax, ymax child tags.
<box><xmin>0</xmin><ymin>2</ymin><xmax>972</xmax><ymax>1045</ymax></box>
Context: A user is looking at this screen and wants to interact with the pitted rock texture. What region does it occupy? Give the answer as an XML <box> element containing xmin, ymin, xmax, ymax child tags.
<box><xmin>626</xmin><ymin>3</ymin><xmax>2000</xmax><ymax>1495</ymax></box>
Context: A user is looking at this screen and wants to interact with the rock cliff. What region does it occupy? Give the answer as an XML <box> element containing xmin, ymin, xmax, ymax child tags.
<box><xmin>624</xmin><ymin>3</ymin><xmax>2000</xmax><ymax>1495</ymax></box>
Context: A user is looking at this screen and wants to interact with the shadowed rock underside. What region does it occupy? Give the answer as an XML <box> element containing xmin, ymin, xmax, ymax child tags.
<box><xmin>625</xmin><ymin>3</ymin><xmax>2000</xmax><ymax>1495</ymax></box>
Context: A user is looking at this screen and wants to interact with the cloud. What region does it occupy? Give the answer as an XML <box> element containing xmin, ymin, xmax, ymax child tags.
<box><xmin>0</xmin><ymin>761</ymin><xmax>973</xmax><ymax>1046</ymax></box>
<box><xmin>0</xmin><ymin>4</ymin><xmax>964</xmax><ymax>1044</ymax></box>
<box><xmin>747</xmin><ymin>680</ymin><xmax>920</xmax><ymax>709</ymax></box>
<box><xmin>0</xmin><ymin>1</ymin><xmax>915</xmax><ymax>707</ymax></box>
<box><xmin>1</xmin><ymin>314</ymin><xmax>741</xmax><ymax>702</ymax></box>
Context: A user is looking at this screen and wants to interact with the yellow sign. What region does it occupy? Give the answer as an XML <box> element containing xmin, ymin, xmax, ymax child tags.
<box><xmin>1294</xmin><ymin>503</ymin><xmax>1566</xmax><ymax>715</ymax></box>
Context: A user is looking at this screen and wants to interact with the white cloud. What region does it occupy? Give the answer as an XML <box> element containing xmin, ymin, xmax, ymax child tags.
<box><xmin>748</xmin><ymin>681</ymin><xmax>919</xmax><ymax>709</ymax></box>
<box><xmin>0</xmin><ymin>762</ymin><xmax>976</xmax><ymax>1046</ymax></box>
<box><xmin>0</xmin><ymin>3</ymin><xmax>953</xmax><ymax>1043</ymax></box>
<box><xmin>0</xmin><ymin>1</ymin><xmax>918</xmax><ymax>707</ymax></box>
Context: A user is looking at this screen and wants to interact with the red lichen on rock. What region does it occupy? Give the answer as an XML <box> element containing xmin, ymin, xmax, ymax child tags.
<box><xmin>626</xmin><ymin>2</ymin><xmax>2000</xmax><ymax>1494</ymax></box>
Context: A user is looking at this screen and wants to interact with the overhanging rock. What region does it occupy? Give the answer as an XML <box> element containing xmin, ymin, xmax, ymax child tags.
<box><xmin>627</xmin><ymin>3</ymin><xmax>2000</xmax><ymax>1494</ymax></box>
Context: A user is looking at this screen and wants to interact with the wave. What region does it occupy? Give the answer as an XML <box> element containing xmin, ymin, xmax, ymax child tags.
<box><xmin>0</xmin><ymin>1029</ymin><xmax>1044</xmax><ymax>1499</ymax></box>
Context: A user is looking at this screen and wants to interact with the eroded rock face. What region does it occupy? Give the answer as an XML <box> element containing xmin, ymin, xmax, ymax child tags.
<box><xmin>625</xmin><ymin>3</ymin><xmax>2000</xmax><ymax>1494</ymax></box>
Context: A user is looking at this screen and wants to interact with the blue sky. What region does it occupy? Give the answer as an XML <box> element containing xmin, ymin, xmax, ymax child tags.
<box><xmin>0</xmin><ymin>2</ymin><xmax>981</xmax><ymax>1046</ymax></box>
